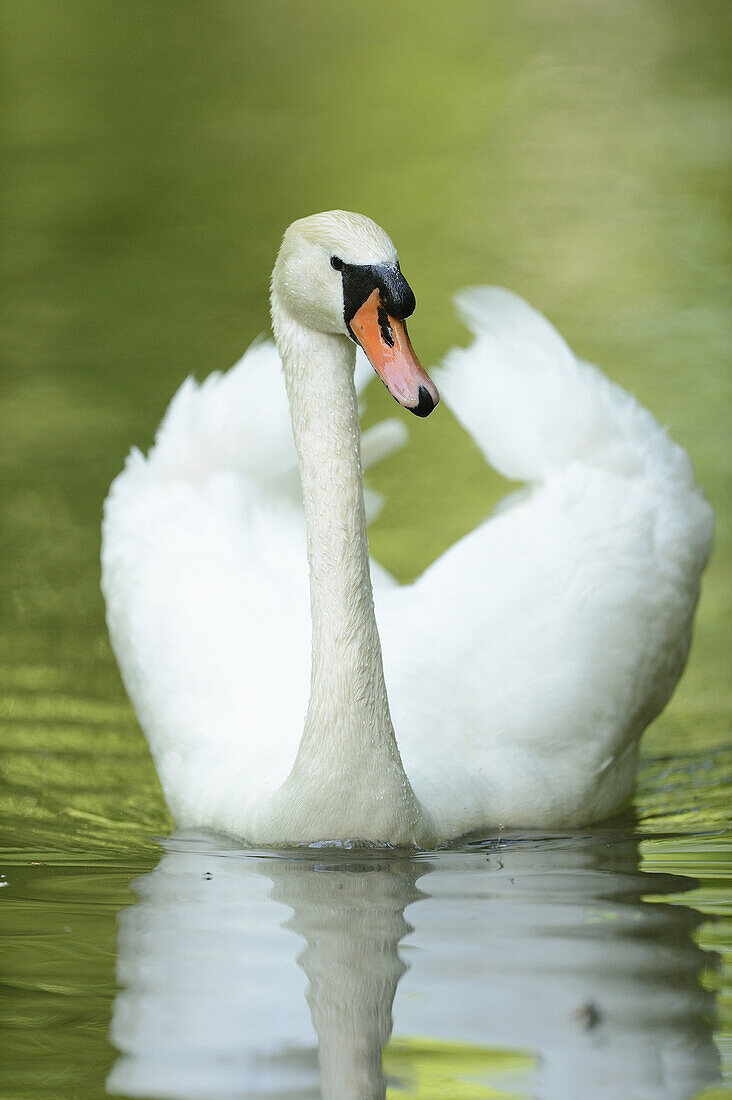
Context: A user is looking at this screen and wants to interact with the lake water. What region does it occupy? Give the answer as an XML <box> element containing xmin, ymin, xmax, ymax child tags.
<box><xmin>1</xmin><ymin>2</ymin><xmax>729</xmax><ymax>1098</ymax></box>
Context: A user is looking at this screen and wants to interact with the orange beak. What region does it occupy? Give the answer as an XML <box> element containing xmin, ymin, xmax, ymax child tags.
<box><xmin>349</xmin><ymin>289</ymin><xmax>439</xmax><ymax>417</ymax></box>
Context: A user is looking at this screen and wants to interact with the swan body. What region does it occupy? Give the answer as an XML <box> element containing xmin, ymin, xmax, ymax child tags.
<box><xmin>102</xmin><ymin>211</ymin><xmax>713</xmax><ymax>847</ymax></box>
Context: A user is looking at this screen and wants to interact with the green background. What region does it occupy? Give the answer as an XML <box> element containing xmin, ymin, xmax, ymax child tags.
<box><xmin>0</xmin><ymin>2</ymin><xmax>729</xmax><ymax>1096</ymax></box>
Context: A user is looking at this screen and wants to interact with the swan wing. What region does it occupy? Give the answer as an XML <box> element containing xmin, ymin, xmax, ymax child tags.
<box><xmin>378</xmin><ymin>289</ymin><xmax>713</xmax><ymax>836</ymax></box>
<box><xmin>140</xmin><ymin>338</ymin><xmax>403</xmax><ymax>516</ymax></box>
<box><xmin>101</xmin><ymin>340</ymin><xmax>404</xmax><ymax>833</ymax></box>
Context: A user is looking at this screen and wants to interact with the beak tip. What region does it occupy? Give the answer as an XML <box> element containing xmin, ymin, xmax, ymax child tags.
<box><xmin>409</xmin><ymin>385</ymin><xmax>439</xmax><ymax>418</ymax></box>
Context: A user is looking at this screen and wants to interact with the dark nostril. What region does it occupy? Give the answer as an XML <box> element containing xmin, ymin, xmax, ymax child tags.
<box><xmin>410</xmin><ymin>386</ymin><xmax>436</xmax><ymax>418</ymax></box>
<box><xmin>377</xmin><ymin>306</ymin><xmax>394</xmax><ymax>348</ymax></box>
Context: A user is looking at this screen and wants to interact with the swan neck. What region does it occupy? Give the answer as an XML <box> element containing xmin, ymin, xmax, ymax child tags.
<box><xmin>269</xmin><ymin>295</ymin><xmax>429</xmax><ymax>845</ymax></box>
<box><xmin>281</xmin><ymin>317</ymin><xmax>384</xmax><ymax>711</ymax></box>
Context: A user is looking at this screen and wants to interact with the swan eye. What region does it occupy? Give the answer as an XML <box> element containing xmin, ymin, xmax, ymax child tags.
<box><xmin>330</xmin><ymin>256</ymin><xmax>344</xmax><ymax>271</ymax></box>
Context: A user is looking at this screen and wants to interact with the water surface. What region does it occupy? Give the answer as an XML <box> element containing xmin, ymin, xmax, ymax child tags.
<box><xmin>1</xmin><ymin>2</ymin><xmax>729</xmax><ymax>1097</ymax></box>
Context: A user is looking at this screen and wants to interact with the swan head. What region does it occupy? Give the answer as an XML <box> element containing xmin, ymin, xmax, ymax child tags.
<box><xmin>272</xmin><ymin>210</ymin><xmax>439</xmax><ymax>417</ymax></box>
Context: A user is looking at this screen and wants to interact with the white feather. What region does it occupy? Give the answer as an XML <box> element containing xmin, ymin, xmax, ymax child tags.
<box><xmin>102</xmin><ymin>266</ymin><xmax>712</xmax><ymax>844</ymax></box>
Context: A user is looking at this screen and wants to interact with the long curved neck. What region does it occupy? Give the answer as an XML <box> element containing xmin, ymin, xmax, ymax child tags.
<box><xmin>286</xmin><ymin>324</ymin><xmax>384</xmax><ymax>727</ymax></box>
<box><xmin>270</xmin><ymin>297</ymin><xmax>428</xmax><ymax>846</ymax></box>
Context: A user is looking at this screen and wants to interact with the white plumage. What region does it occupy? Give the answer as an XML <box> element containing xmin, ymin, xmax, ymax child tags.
<box><xmin>102</xmin><ymin>212</ymin><xmax>712</xmax><ymax>847</ymax></box>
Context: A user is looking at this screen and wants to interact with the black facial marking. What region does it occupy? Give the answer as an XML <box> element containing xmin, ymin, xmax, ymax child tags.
<box><xmin>339</xmin><ymin>260</ymin><xmax>416</xmax><ymax>336</ymax></box>
<box><xmin>377</xmin><ymin>305</ymin><xmax>394</xmax><ymax>347</ymax></box>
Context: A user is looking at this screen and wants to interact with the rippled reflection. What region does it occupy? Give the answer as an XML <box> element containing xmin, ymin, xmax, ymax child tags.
<box><xmin>107</xmin><ymin>833</ymin><xmax>719</xmax><ymax>1100</ymax></box>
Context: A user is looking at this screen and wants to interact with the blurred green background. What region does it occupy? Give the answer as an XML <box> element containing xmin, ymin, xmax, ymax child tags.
<box><xmin>0</xmin><ymin>2</ymin><xmax>729</xmax><ymax>1096</ymax></box>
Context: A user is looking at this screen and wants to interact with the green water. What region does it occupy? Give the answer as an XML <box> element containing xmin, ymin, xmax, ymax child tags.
<box><xmin>1</xmin><ymin>2</ymin><xmax>729</xmax><ymax>1097</ymax></box>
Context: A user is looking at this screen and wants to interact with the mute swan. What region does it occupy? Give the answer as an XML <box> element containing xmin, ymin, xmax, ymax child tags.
<box><xmin>101</xmin><ymin>210</ymin><xmax>713</xmax><ymax>848</ymax></box>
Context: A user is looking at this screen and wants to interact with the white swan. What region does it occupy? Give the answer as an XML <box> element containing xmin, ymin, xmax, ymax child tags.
<box><xmin>101</xmin><ymin>210</ymin><xmax>713</xmax><ymax>847</ymax></box>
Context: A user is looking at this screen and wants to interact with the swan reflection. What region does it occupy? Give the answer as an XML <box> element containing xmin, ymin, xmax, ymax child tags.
<box><xmin>107</xmin><ymin>833</ymin><xmax>719</xmax><ymax>1100</ymax></box>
